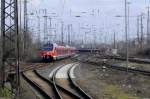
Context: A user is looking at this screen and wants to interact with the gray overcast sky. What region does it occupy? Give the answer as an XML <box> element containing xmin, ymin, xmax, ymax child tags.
<box><xmin>27</xmin><ymin>0</ymin><xmax>150</xmax><ymax>44</ymax></box>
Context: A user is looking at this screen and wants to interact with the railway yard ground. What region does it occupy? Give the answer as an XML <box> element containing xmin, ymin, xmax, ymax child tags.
<box><xmin>19</xmin><ymin>53</ymin><xmax>150</xmax><ymax>99</ymax></box>
<box><xmin>74</xmin><ymin>62</ymin><xmax>150</xmax><ymax>99</ymax></box>
<box><xmin>2</xmin><ymin>0</ymin><xmax>150</xmax><ymax>99</ymax></box>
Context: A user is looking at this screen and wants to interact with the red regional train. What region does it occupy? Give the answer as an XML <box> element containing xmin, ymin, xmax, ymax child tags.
<box><xmin>39</xmin><ymin>43</ymin><xmax>76</xmax><ymax>61</ymax></box>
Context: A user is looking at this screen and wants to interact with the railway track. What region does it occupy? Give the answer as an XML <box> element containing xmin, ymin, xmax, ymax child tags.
<box><xmin>75</xmin><ymin>59</ymin><xmax>150</xmax><ymax>76</ymax></box>
<box><xmin>7</xmin><ymin>63</ymin><xmax>51</xmax><ymax>74</ymax></box>
<box><xmin>22</xmin><ymin>70</ymin><xmax>56</xmax><ymax>99</ymax></box>
<box><xmin>51</xmin><ymin>64</ymin><xmax>92</xmax><ymax>99</ymax></box>
<box><xmin>22</xmin><ymin>63</ymin><xmax>92</xmax><ymax>99</ymax></box>
<box><xmin>106</xmin><ymin>56</ymin><xmax>150</xmax><ymax>64</ymax></box>
<box><xmin>105</xmin><ymin>63</ymin><xmax>150</xmax><ymax>76</ymax></box>
<box><xmin>68</xmin><ymin>64</ymin><xmax>92</xmax><ymax>99</ymax></box>
<box><xmin>21</xmin><ymin>63</ymin><xmax>50</xmax><ymax>72</ymax></box>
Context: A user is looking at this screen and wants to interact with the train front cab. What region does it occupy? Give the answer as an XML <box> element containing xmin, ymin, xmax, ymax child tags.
<box><xmin>40</xmin><ymin>45</ymin><xmax>54</xmax><ymax>62</ymax></box>
<box><xmin>42</xmin><ymin>55</ymin><xmax>53</xmax><ymax>61</ymax></box>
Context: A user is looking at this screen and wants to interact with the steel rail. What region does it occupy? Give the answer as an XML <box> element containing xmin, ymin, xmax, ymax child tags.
<box><xmin>76</xmin><ymin>59</ymin><xmax>150</xmax><ymax>76</ymax></box>
<box><xmin>105</xmin><ymin>63</ymin><xmax>150</xmax><ymax>76</ymax></box>
<box><xmin>52</xmin><ymin>65</ymin><xmax>82</xmax><ymax>99</ymax></box>
<box><xmin>35</xmin><ymin>69</ymin><xmax>84</xmax><ymax>99</ymax></box>
<box><xmin>52</xmin><ymin>66</ymin><xmax>63</xmax><ymax>99</ymax></box>
<box><xmin>103</xmin><ymin>56</ymin><xmax>150</xmax><ymax>64</ymax></box>
<box><xmin>68</xmin><ymin>64</ymin><xmax>93</xmax><ymax>99</ymax></box>
<box><xmin>22</xmin><ymin>72</ymin><xmax>52</xmax><ymax>99</ymax></box>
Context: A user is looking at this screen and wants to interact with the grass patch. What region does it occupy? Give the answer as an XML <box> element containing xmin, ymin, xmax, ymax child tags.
<box><xmin>103</xmin><ymin>84</ymin><xmax>141</xmax><ymax>99</ymax></box>
<box><xmin>143</xmin><ymin>79</ymin><xmax>150</xmax><ymax>84</ymax></box>
<box><xmin>121</xmin><ymin>62</ymin><xmax>150</xmax><ymax>67</ymax></box>
<box><xmin>129</xmin><ymin>63</ymin><xmax>149</xmax><ymax>67</ymax></box>
<box><xmin>0</xmin><ymin>88</ymin><xmax>11</xmax><ymax>98</ymax></box>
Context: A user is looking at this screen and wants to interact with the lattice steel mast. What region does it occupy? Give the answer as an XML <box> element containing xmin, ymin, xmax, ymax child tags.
<box><xmin>23</xmin><ymin>0</ymin><xmax>28</xmax><ymax>56</ymax></box>
<box><xmin>43</xmin><ymin>9</ymin><xmax>48</xmax><ymax>44</ymax></box>
<box><xmin>1</xmin><ymin>0</ymin><xmax>20</xmax><ymax>98</ymax></box>
<box><xmin>147</xmin><ymin>7</ymin><xmax>150</xmax><ymax>45</ymax></box>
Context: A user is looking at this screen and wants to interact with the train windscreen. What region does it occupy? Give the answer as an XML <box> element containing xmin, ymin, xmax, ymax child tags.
<box><xmin>41</xmin><ymin>44</ymin><xmax>53</xmax><ymax>51</ymax></box>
